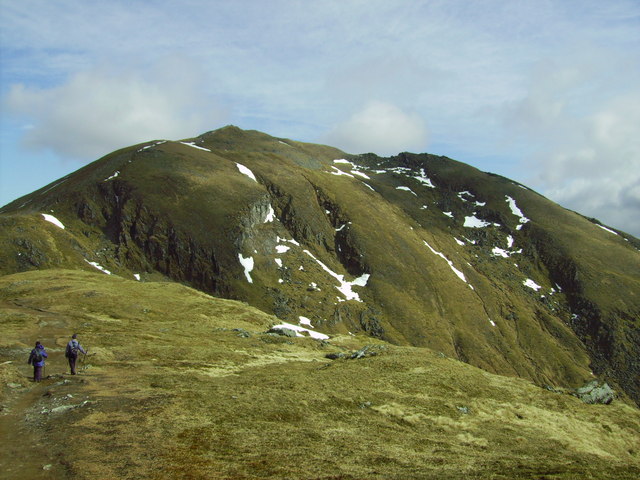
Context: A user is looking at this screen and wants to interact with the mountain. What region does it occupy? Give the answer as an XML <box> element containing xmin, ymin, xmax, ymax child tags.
<box><xmin>1</xmin><ymin>125</ymin><xmax>639</xmax><ymax>407</ymax></box>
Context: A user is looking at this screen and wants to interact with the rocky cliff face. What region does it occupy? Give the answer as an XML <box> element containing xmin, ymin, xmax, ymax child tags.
<box><xmin>1</xmin><ymin>126</ymin><xmax>639</xmax><ymax>403</ymax></box>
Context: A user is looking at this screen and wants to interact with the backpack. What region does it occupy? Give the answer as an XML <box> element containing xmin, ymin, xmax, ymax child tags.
<box><xmin>32</xmin><ymin>349</ymin><xmax>43</xmax><ymax>364</ymax></box>
<box><xmin>66</xmin><ymin>343</ymin><xmax>78</xmax><ymax>358</ymax></box>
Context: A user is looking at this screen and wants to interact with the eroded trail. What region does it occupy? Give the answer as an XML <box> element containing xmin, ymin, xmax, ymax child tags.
<box><xmin>0</xmin><ymin>324</ymin><xmax>97</xmax><ymax>480</ymax></box>
<box><xmin>0</xmin><ymin>377</ymin><xmax>61</xmax><ymax>479</ymax></box>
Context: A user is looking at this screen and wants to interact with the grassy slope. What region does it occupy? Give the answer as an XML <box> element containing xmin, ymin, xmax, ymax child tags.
<box><xmin>0</xmin><ymin>126</ymin><xmax>638</xmax><ymax>402</ymax></box>
<box><xmin>1</xmin><ymin>270</ymin><xmax>639</xmax><ymax>480</ymax></box>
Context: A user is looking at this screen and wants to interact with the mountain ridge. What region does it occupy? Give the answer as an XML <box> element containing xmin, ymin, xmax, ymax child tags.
<box><xmin>1</xmin><ymin>126</ymin><xmax>638</xmax><ymax>404</ymax></box>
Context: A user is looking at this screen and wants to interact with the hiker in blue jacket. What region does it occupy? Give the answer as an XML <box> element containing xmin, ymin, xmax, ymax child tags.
<box><xmin>65</xmin><ymin>333</ymin><xmax>86</xmax><ymax>375</ymax></box>
<box><xmin>28</xmin><ymin>341</ymin><xmax>48</xmax><ymax>382</ymax></box>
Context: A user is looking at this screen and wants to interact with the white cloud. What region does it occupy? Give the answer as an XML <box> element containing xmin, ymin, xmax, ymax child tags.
<box><xmin>502</xmin><ymin>58</ymin><xmax>640</xmax><ymax>235</ymax></box>
<box><xmin>4</xmin><ymin>57</ymin><xmax>228</xmax><ymax>160</ymax></box>
<box><xmin>325</xmin><ymin>101</ymin><xmax>428</xmax><ymax>155</ymax></box>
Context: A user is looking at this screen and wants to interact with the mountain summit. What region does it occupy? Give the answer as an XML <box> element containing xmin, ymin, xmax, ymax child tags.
<box><xmin>1</xmin><ymin>126</ymin><xmax>639</xmax><ymax>403</ymax></box>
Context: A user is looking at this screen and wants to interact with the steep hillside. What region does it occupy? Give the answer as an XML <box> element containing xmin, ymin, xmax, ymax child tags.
<box><xmin>1</xmin><ymin>126</ymin><xmax>639</xmax><ymax>404</ymax></box>
<box><xmin>1</xmin><ymin>270</ymin><xmax>639</xmax><ymax>479</ymax></box>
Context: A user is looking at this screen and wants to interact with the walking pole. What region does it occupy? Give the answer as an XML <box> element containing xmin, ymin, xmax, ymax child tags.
<box><xmin>81</xmin><ymin>348</ymin><xmax>88</xmax><ymax>371</ymax></box>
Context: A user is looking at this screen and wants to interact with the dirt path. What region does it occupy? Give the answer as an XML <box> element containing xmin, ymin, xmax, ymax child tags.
<box><xmin>0</xmin><ymin>377</ymin><xmax>64</xmax><ymax>479</ymax></box>
<box><xmin>0</xmin><ymin>327</ymin><xmax>94</xmax><ymax>480</ymax></box>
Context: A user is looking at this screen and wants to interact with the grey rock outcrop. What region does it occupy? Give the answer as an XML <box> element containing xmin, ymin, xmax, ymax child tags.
<box><xmin>575</xmin><ymin>380</ymin><xmax>615</xmax><ymax>405</ymax></box>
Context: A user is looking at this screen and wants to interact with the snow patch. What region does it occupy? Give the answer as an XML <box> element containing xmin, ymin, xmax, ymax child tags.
<box><xmin>491</xmin><ymin>247</ymin><xmax>510</xmax><ymax>258</ymax></box>
<box><xmin>464</xmin><ymin>215</ymin><xmax>492</xmax><ymax>228</ymax></box>
<box><xmin>180</xmin><ymin>141</ymin><xmax>211</xmax><ymax>152</ymax></box>
<box><xmin>137</xmin><ymin>140</ymin><xmax>166</xmax><ymax>152</ymax></box>
<box><xmin>42</xmin><ymin>214</ymin><xmax>65</xmax><ymax>229</ymax></box>
<box><xmin>236</xmin><ymin>163</ymin><xmax>257</xmax><ymax>182</ymax></box>
<box><xmin>506</xmin><ymin>235</ymin><xmax>514</xmax><ymax>248</ymax></box>
<box><xmin>104</xmin><ymin>171</ymin><xmax>120</xmax><ymax>181</ymax></box>
<box><xmin>596</xmin><ymin>224</ymin><xmax>618</xmax><ymax>235</ymax></box>
<box><xmin>299</xmin><ymin>316</ymin><xmax>313</xmax><ymax>327</ymax></box>
<box><xmin>264</xmin><ymin>204</ymin><xmax>275</xmax><ymax>223</ymax></box>
<box><xmin>330</xmin><ymin>166</ymin><xmax>354</xmax><ymax>178</ymax></box>
<box><xmin>84</xmin><ymin>259</ymin><xmax>111</xmax><ymax>275</ymax></box>
<box><xmin>238</xmin><ymin>254</ymin><xmax>254</xmax><ymax>283</ymax></box>
<box><xmin>523</xmin><ymin>278</ymin><xmax>542</xmax><ymax>291</ymax></box>
<box><xmin>351</xmin><ymin>170</ymin><xmax>371</xmax><ymax>180</ymax></box>
<box><xmin>134</xmin><ymin>273</ymin><xmax>141</xmax><ymax>281</ymax></box>
<box><xmin>443</xmin><ymin>211</ymin><xmax>454</xmax><ymax>218</ymax></box>
<box><xmin>505</xmin><ymin>196</ymin><xmax>530</xmax><ymax>226</ymax></box>
<box><xmin>457</xmin><ymin>191</ymin><xmax>474</xmax><ymax>201</ymax></box>
<box><xmin>303</xmin><ymin>250</ymin><xmax>369</xmax><ymax>302</ymax></box>
<box><xmin>396</xmin><ymin>186</ymin><xmax>417</xmax><ymax>196</ymax></box>
<box><xmin>423</xmin><ymin>241</ymin><xmax>471</xmax><ymax>287</ymax></box>
<box><xmin>271</xmin><ymin>322</ymin><xmax>329</xmax><ymax>340</ymax></box>
<box><xmin>277</xmin><ymin>236</ymin><xmax>300</xmax><ymax>246</ymax></box>
<box><xmin>412</xmin><ymin>169</ymin><xmax>435</xmax><ymax>188</ymax></box>
<box><xmin>276</xmin><ymin>245</ymin><xmax>290</xmax><ymax>254</ymax></box>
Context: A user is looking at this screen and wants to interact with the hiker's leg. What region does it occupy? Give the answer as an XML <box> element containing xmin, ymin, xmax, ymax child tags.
<box><xmin>69</xmin><ymin>357</ymin><xmax>76</xmax><ymax>374</ymax></box>
<box><xmin>34</xmin><ymin>365</ymin><xmax>42</xmax><ymax>382</ymax></box>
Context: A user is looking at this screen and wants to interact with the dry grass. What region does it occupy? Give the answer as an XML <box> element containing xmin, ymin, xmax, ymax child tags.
<box><xmin>1</xmin><ymin>269</ymin><xmax>639</xmax><ymax>479</ymax></box>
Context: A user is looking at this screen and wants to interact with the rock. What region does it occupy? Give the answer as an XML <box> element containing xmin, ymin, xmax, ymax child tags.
<box><xmin>50</xmin><ymin>404</ymin><xmax>77</xmax><ymax>414</ymax></box>
<box><xmin>575</xmin><ymin>380</ymin><xmax>615</xmax><ymax>404</ymax></box>
<box><xmin>267</xmin><ymin>327</ymin><xmax>298</xmax><ymax>338</ymax></box>
<box><xmin>325</xmin><ymin>352</ymin><xmax>346</xmax><ymax>360</ymax></box>
<box><xmin>325</xmin><ymin>345</ymin><xmax>385</xmax><ymax>360</ymax></box>
<box><xmin>350</xmin><ymin>345</ymin><xmax>384</xmax><ymax>359</ymax></box>
<box><xmin>6</xmin><ymin>382</ymin><xmax>23</xmax><ymax>389</ymax></box>
<box><xmin>233</xmin><ymin>328</ymin><xmax>251</xmax><ymax>338</ymax></box>
<box><xmin>350</xmin><ymin>346</ymin><xmax>372</xmax><ymax>359</ymax></box>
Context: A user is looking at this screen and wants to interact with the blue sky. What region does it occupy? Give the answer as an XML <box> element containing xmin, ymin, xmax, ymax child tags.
<box><xmin>1</xmin><ymin>0</ymin><xmax>639</xmax><ymax>235</ymax></box>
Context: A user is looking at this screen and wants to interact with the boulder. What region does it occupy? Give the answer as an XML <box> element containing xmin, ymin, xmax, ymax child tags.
<box><xmin>575</xmin><ymin>380</ymin><xmax>615</xmax><ymax>405</ymax></box>
<box><xmin>325</xmin><ymin>352</ymin><xmax>346</xmax><ymax>360</ymax></box>
<box><xmin>267</xmin><ymin>327</ymin><xmax>298</xmax><ymax>338</ymax></box>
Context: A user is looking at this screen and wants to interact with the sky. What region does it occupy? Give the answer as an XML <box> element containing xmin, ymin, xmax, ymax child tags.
<box><xmin>1</xmin><ymin>0</ymin><xmax>639</xmax><ymax>235</ymax></box>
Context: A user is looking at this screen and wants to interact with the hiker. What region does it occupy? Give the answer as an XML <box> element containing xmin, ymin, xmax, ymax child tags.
<box><xmin>28</xmin><ymin>341</ymin><xmax>48</xmax><ymax>382</ymax></box>
<box><xmin>65</xmin><ymin>333</ymin><xmax>87</xmax><ymax>375</ymax></box>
